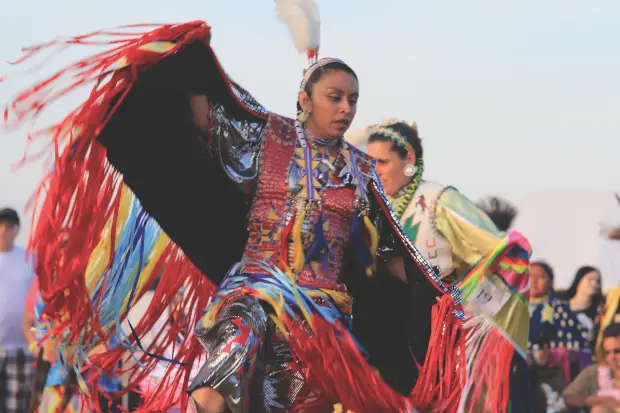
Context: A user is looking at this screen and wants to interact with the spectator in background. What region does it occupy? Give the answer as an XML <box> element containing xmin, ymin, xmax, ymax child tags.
<box><xmin>529</xmin><ymin>261</ymin><xmax>556</xmax><ymax>364</ymax></box>
<box><xmin>0</xmin><ymin>207</ymin><xmax>37</xmax><ymax>412</ymax></box>
<box><xmin>527</xmin><ymin>261</ymin><xmax>599</xmax><ymax>411</ymax></box>
<box><xmin>560</xmin><ymin>322</ymin><xmax>620</xmax><ymax>412</ymax></box>
<box><xmin>528</xmin><ymin>261</ymin><xmax>565</xmax><ymax>412</ymax></box>
<box><xmin>557</xmin><ymin>266</ymin><xmax>605</xmax><ymax>346</ymax></box>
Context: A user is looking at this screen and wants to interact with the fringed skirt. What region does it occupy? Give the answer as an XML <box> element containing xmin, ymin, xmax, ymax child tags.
<box><xmin>186</xmin><ymin>261</ymin><xmax>354</xmax><ymax>413</ymax></box>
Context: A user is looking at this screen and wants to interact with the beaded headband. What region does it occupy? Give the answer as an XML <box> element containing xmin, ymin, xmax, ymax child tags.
<box><xmin>365</xmin><ymin>118</ymin><xmax>418</xmax><ymax>152</ymax></box>
<box><xmin>299</xmin><ymin>57</ymin><xmax>346</xmax><ymax>92</ymax></box>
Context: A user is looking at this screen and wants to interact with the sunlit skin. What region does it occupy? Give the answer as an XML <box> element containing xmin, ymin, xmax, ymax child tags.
<box><xmin>366</xmin><ymin>141</ymin><xmax>416</xmax><ymax>197</ymax></box>
<box><xmin>298</xmin><ymin>70</ymin><xmax>359</xmax><ymax>140</ymax></box>
<box><xmin>530</xmin><ymin>264</ymin><xmax>552</xmax><ymax>299</ymax></box>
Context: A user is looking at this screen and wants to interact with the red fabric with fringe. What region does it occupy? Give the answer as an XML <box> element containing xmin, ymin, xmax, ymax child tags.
<box><xmin>3</xmin><ymin>22</ymin><xmax>217</xmax><ymax>413</ymax></box>
<box><xmin>464</xmin><ymin>329</ymin><xmax>513</xmax><ymax>413</ymax></box>
<box><xmin>282</xmin><ymin>293</ymin><xmax>465</xmax><ymax>413</ymax></box>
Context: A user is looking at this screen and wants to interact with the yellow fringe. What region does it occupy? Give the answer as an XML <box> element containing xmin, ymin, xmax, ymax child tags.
<box><xmin>269</xmin><ymin>314</ymin><xmax>289</xmax><ymax>339</ymax></box>
<box><xmin>362</xmin><ymin>215</ymin><xmax>379</xmax><ymax>276</ymax></box>
<box><xmin>291</xmin><ymin>202</ymin><xmax>307</xmax><ymax>272</ymax></box>
<box><xmin>332</xmin><ymin>403</ymin><xmax>356</xmax><ymax>413</ymax></box>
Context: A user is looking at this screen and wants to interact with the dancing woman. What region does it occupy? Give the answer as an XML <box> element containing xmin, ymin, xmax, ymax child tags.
<box><xmin>3</xmin><ymin>5</ymin><xmax>464</xmax><ymax>413</ymax></box>
<box><xmin>358</xmin><ymin>119</ymin><xmax>532</xmax><ymax>413</ymax></box>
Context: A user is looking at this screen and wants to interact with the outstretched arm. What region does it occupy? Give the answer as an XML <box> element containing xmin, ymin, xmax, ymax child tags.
<box><xmin>3</xmin><ymin>22</ymin><xmax>268</xmax><ymax>410</ymax></box>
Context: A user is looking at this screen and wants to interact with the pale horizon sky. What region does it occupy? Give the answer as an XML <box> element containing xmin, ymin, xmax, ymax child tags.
<box><xmin>1</xmin><ymin>0</ymin><xmax>619</xmax><ymax>245</ymax></box>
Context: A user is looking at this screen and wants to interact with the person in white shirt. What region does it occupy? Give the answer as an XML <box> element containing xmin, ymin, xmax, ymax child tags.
<box><xmin>0</xmin><ymin>207</ymin><xmax>37</xmax><ymax>413</ymax></box>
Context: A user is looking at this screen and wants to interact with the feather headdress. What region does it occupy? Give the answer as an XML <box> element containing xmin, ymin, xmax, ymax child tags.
<box><xmin>275</xmin><ymin>0</ymin><xmax>321</xmax><ymax>63</ymax></box>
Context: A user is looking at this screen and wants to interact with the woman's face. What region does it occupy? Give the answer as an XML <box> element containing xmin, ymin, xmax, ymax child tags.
<box><xmin>603</xmin><ymin>335</ymin><xmax>620</xmax><ymax>376</ymax></box>
<box><xmin>299</xmin><ymin>70</ymin><xmax>358</xmax><ymax>139</ymax></box>
<box><xmin>530</xmin><ymin>264</ymin><xmax>552</xmax><ymax>299</ymax></box>
<box><xmin>577</xmin><ymin>270</ymin><xmax>601</xmax><ymax>298</ymax></box>
<box><xmin>366</xmin><ymin>141</ymin><xmax>416</xmax><ymax>197</ymax></box>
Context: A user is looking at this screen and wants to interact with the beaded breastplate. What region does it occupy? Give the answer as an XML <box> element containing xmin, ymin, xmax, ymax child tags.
<box><xmin>240</xmin><ymin>114</ymin><xmax>375</xmax><ymax>290</ymax></box>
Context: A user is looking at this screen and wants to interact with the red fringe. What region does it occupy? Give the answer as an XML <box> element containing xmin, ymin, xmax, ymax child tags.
<box><xmin>284</xmin><ymin>293</ymin><xmax>465</xmax><ymax>413</ymax></box>
<box><xmin>3</xmin><ymin>21</ymin><xmax>217</xmax><ymax>413</ymax></box>
<box><xmin>461</xmin><ymin>329</ymin><xmax>513</xmax><ymax>413</ymax></box>
<box><xmin>409</xmin><ymin>295</ymin><xmax>466</xmax><ymax>412</ymax></box>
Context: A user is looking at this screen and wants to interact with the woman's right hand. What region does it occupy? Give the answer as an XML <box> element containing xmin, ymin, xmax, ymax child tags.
<box><xmin>190</xmin><ymin>94</ymin><xmax>212</xmax><ymax>134</ymax></box>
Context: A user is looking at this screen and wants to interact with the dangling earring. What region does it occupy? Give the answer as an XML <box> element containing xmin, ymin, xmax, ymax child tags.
<box><xmin>403</xmin><ymin>164</ymin><xmax>416</xmax><ymax>177</ymax></box>
<box><xmin>298</xmin><ymin>109</ymin><xmax>311</xmax><ymax>123</ymax></box>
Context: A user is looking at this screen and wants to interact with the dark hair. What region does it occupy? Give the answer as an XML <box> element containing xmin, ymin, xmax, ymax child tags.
<box><xmin>367</xmin><ymin>122</ymin><xmax>424</xmax><ymax>160</ymax></box>
<box><xmin>531</xmin><ymin>261</ymin><xmax>554</xmax><ymax>281</ymax></box>
<box><xmin>296</xmin><ymin>61</ymin><xmax>358</xmax><ymax>113</ymax></box>
<box><xmin>603</xmin><ymin>322</ymin><xmax>620</xmax><ymax>339</ymax></box>
<box><xmin>556</xmin><ymin>267</ymin><xmax>604</xmax><ymax>318</ymax></box>
<box><xmin>0</xmin><ymin>207</ymin><xmax>20</xmax><ymax>226</ymax></box>
<box><xmin>475</xmin><ymin>196</ymin><xmax>517</xmax><ymax>231</ymax></box>
<box><xmin>557</xmin><ymin>266</ymin><xmax>602</xmax><ymax>300</ymax></box>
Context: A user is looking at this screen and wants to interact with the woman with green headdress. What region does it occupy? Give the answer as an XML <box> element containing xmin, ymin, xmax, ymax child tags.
<box><xmin>363</xmin><ymin>119</ymin><xmax>508</xmax><ymax>284</ymax></box>
<box><xmin>362</xmin><ymin>119</ymin><xmax>533</xmax><ymax>413</ymax></box>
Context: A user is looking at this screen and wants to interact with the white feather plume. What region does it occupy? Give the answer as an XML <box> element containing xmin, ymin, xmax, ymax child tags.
<box><xmin>275</xmin><ymin>0</ymin><xmax>321</xmax><ymax>53</ymax></box>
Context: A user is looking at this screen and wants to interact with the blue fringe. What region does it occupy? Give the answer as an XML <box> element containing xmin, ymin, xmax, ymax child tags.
<box><xmin>349</xmin><ymin>209</ymin><xmax>372</xmax><ymax>269</ymax></box>
<box><xmin>305</xmin><ymin>210</ymin><xmax>329</xmax><ymax>269</ymax></box>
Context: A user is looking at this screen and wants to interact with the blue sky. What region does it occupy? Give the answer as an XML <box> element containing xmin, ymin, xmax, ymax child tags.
<box><xmin>1</xmin><ymin>0</ymin><xmax>619</xmax><ymax>244</ymax></box>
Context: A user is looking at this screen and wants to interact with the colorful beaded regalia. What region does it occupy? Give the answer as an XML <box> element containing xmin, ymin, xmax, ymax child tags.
<box><xmin>354</xmin><ymin>119</ymin><xmax>533</xmax><ymax>413</ymax></box>
<box><xmin>3</xmin><ymin>3</ymin><xmax>466</xmax><ymax>413</ymax></box>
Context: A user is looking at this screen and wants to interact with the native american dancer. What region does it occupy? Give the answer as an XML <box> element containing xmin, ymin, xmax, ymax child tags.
<box><xmin>3</xmin><ymin>3</ymin><xmax>467</xmax><ymax>413</ymax></box>
<box><xmin>352</xmin><ymin>119</ymin><xmax>532</xmax><ymax>413</ymax></box>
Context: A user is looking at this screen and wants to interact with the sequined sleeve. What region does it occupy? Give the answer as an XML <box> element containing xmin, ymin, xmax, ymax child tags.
<box><xmin>434</xmin><ymin>187</ymin><xmax>504</xmax><ymax>270</ymax></box>
<box><xmin>208</xmin><ymin>102</ymin><xmax>266</xmax><ymax>187</ymax></box>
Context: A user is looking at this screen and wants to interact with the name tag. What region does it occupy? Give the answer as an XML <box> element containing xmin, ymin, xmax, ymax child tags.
<box><xmin>468</xmin><ymin>276</ymin><xmax>510</xmax><ymax>316</ymax></box>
